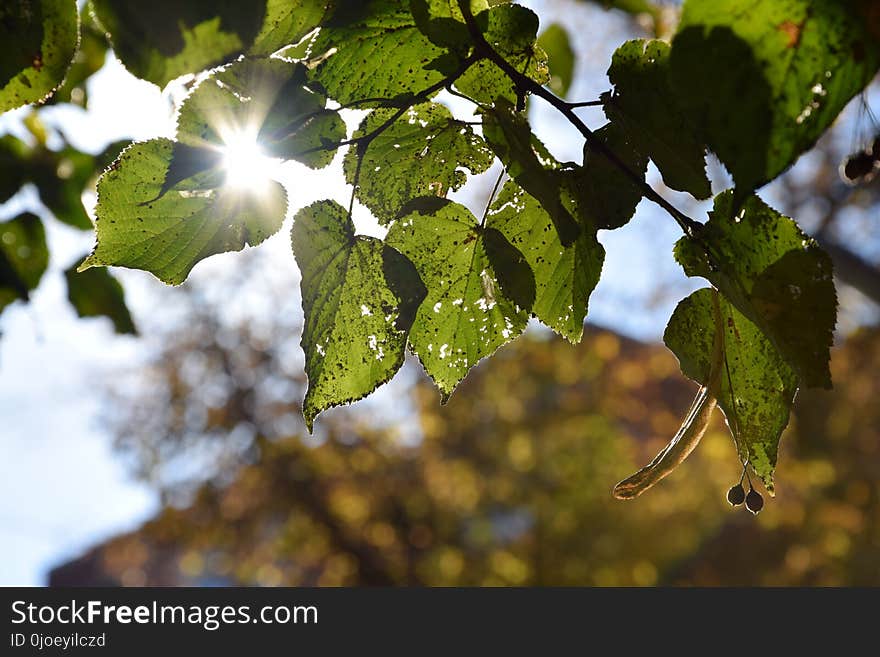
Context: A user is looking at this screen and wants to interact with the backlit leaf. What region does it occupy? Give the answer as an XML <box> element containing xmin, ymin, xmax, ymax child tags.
<box><xmin>80</xmin><ymin>138</ymin><xmax>286</xmax><ymax>285</ymax></box>
<box><xmin>675</xmin><ymin>191</ymin><xmax>836</xmax><ymax>389</ymax></box>
<box><xmin>487</xmin><ymin>180</ymin><xmax>604</xmax><ymax>342</ymax></box>
<box><xmin>0</xmin><ymin>0</ymin><xmax>79</xmax><ymax>111</ymax></box>
<box><xmin>567</xmin><ymin>121</ymin><xmax>647</xmax><ymax>230</ymax></box>
<box><xmin>454</xmin><ymin>3</ymin><xmax>549</xmax><ymax>105</ymax></box>
<box><xmin>291</xmin><ymin>199</ymin><xmax>426</xmax><ymax>430</ymax></box>
<box><xmin>306</xmin><ymin>0</ymin><xmax>450</xmax><ymax>106</ymax></box>
<box><xmin>409</xmin><ymin>0</ymin><xmax>489</xmax><ymax>52</ymax></box>
<box><xmin>605</xmin><ymin>39</ymin><xmax>710</xmax><ymax>199</ymax></box>
<box><xmin>665</xmin><ymin>287</ymin><xmax>798</xmax><ymax>492</ymax></box>
<box><xmin>482</xmin><ymin>98</ymin><xmax>580</xmax><ymax>245</ymax></box>
<box><xmin>248</xmin><ymin>0</ymin><xmax>329</xmax><ymax>57</ymax></box>
<box><xmin>386</xmin><ymin>197</ymin><xmax>528</xmax><ymax>399</ymax></box>
<box><xmin>669</xmin><ymin>0</ymin><xmax>880</xmax><ymax>197</ymax></box>
<box><xmin>90</xmin><ymin>0</ymin><xmax>266</xmax><ymax>87</ymax></box>
<box><xmin>176</xmin><ymin>58</ymin><xmax>345</xmax><ymax>169</ymax></box>
<box><xmin>343</xmin><ymin>102</ymin><xmax>493</xmax><ymax>224</ymax></box>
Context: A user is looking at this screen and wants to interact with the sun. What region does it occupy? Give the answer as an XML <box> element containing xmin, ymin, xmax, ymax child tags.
<box><xmin>220</xmin><ymin>130</ymin><xmax>278</xmax><ymax>192</ymax></box>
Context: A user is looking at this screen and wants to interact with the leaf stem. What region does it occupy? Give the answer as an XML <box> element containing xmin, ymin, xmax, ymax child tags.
<box><xmin>348</xmin><ymin>151</ymin><xmax>363</xmax><ymax>220</ymax></box>
<box><xmin>480</xmin><ymin>169</ymin><xmax>506</xmax><ymax>227</ymax></box>
<box><xmin>444</xmin><ymin>84</ymin><xmax>488</xmax><ymax>109</ymax></box>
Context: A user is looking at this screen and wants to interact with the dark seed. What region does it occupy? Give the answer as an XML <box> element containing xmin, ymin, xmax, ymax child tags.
<box><xmin>842</xmin><ymin>151</ymin><xmax>876</xmax><ymax>182</ymax></box>
<box><xmin>727</xmin><ymin>483</ymin><xmax>746</xmax><ymax>506</ymax></box>
<box><xmin>746</xmin><ymin>488</ymin><xmax>764</xmax><ymax>514</ymax></box>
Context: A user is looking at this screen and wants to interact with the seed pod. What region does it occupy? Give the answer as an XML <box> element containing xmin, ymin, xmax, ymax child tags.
<box><xmin>612</xmin><ymin>387</ymin><xmax>716</xmax><ymax>499</ymax></box>
<box><xmin>613</xmin><ymin>292</ymin><xmax>725</xmax><ymax>501</ymax></box>
<box><xmin>745</xmin><ymin>488</ymin><xmax>764</xmax><ymax>514</ymax></box>
<box><xmin>727</xmin><ymin>483</ymin><xmax>746</xmax><ymax>506</ymax></box>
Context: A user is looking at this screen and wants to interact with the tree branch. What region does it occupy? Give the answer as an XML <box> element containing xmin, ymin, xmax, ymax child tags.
<box><xmin>566</xmin><ymin>98</ymin><xmax>605</xmax><ymax>108</ymax></box>
<box><xmin>286</xmin><ymin>54</ymin><xmax>479</xmax><ymax>161</ymax></box>
<box><xmin>455</xmin><ymin>0</ymin><xmax>704</xmax><ymax>241</ymax></box>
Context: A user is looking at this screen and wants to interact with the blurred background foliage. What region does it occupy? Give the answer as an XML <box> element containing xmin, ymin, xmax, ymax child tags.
<box><xmin>0</xmin><ymin>10</ymin><xmax>134</xmax><ymax>334</ymax></box>
<box><xmin>1</xmin><ymin>1</ymin><xmax>878</xmax><ymax>585</ymax></box>
<box><xmin>50</xmin><ymin>268</ymin><xmax>880</xmax><ymax>586</ymax></box>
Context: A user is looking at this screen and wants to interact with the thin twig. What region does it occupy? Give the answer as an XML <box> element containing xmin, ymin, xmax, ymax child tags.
<box><xmin>286</xmin><ymin>54</ymin><xmax>479</xmax><ymax>161</ymax></box>
<box><xmin>481</xmin><ymin>169</ymin><xmax>506</xmax><ymax>227</ymax></box>
<box><xmin>348</xmin><ymin>153</ymin><xmax>362</xmax><ymax>220</ymax></box>
<box><xmin>444</xmin><ymin>84</ymin><xmax>488</xmax><ymax>110</ymax></box>
<box><xmin>455</xmin><ymin>0</ymin><xmax>704</xmax><ymax>242</ymax></box>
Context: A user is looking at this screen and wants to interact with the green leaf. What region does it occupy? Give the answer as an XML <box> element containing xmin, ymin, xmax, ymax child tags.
<box><xmin>0</xmin><ymin>122</ymin><xmax>106</xmax><ymax>231</ymax></box>
<box><xmin>248</xmin><ymin>0</ymin><xmax>329</xmax><ymax>57</ymax></box>
<box><xmin>176</xmin><ymin>58</ymin><xmax>345</xmax><ymax>169</ymax></box>
<box><xmin>0</xmin><ymin>213</ymin><xmax>48</xmax><ymax>313</ymax></box>
<box><xmin>675</xmin><ymin>191</ymin><xmax>836</xmax><ymax>389</ymax></box>
<box><xmin>1</xmin><ymin>135</ymin><xmax>123</xmax><ymax>231</ymax></box>
<box><xmin>567</xmin><ymin>122</ymin><xmax>647</xmax><ymax>230</ymax></box>
<box><xmin>0</xmin><ymin>135</ymin><xmax>33</xmax><ymax>202</ymax></box>
<box><xmin>664</xmin><ymin>287</ymin><xmax>798</xmax><ymax>492</ymax></box>
<box><xmin>65</xmin><ymin>261</ymin><xmax>137</xmax><ymax>334</ymax></box>
<box><xmin>48</xmin><ymin>19</ymin><xmax>108</xmax><ymax>107</ymax></box>
<box><xmin>604</xmin><ymin>39</ymin><xmax>710</xmax><ymax>199</ymax></box>
<box><xmin>537</xmin><ymin>23</ymin><xmax>574</xmax><ymax>98</ymax></box>
<box><xmin>482</xmin><ymin>226</ymin><xmax>535</xmax><ymax>312</ymax></box>
<box><xmin>80</xmin><ymin>138</ymin><xmax>287</xmax><ymax>285</ymax></box>
<box><xmin>32</xmin><ymin>146</ymin><xmax>97</xmax><ymax>230</ymax></box>
<box><xmin>482</xmin><ymin>98</ymin><xmax>580</xmax><ymax>246</ymax></box>
<box><xmin>343</xmin><ymin>102</ymin><xmax>494</xmax><ymax>224</ymax></box>
<box><xmin>291</xmin><ymin>200</ymin><xmax>426</xmax><ymax>431</ymax></box>
<box><xmin>410</xmin><ymin>0</ymin><xmax>489</xmax><ymax>52</ymax></box>
<box><xmin>0</xmin><ymin>0</ymin><xmax>79</xmax><ymax>111</ymax></box>
<box><xmin>454</xmin><ymin>3</ymin><xmax>549</xmax><ymax>105</ymax></box>
<box><xmin>89</xmin><ymin>0</ymin><xmax>266</xmax><ymax>87</ymax></box>
<box><xmin>669</xmin><ymin>0</ymin><xmax>880</xmax><ymax>196</ymax></box>
<box><xmin>0</xmin><ymin>135</ymin><xmax>97</xmax><ymax>230</ymax></box>
<box><xmin>487</xmin><ymin>181</ymin><xmax>604</xmax><ymax>342</ymax></box>
<box><xmin>385</xmin><ymin>197</ymin><xmax>528</xmax><ymax>399</ymax></box>
<box><xmin>307</xmin><ymin>0</ymin><xmax>450</xmax><ymax>106</ymax></box>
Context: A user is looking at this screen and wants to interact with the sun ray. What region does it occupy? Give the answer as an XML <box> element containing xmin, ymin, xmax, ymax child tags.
<box><xmin>219</xmin><ymin>126</ymin><xmax>280</xmax><ymax>193</ymax></box>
